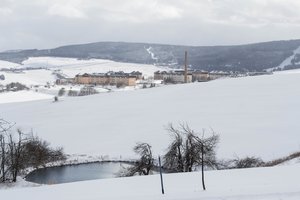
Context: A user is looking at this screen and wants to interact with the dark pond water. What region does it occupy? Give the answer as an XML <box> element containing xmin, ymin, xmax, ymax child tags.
<box><xmin>25</xmin><ymin>162</ymin><xmax>130</xmax><ymax>184</ymax></box>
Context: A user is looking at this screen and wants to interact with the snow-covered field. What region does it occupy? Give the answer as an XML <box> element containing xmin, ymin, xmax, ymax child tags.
<box><xmin>1</xmin><ymin>58</ymin><xmax>300</xmax><ymax>199</ymax></box>
<box><xmin>1</xmin><ymin>163</ymin><xmax>300</xmax><ymax>200</ymax></box>
<box><xmin>0</xmin><ymin>57</ymin><xmax>169</xmax><ymax>103</ymax></box>
<box><xmin>0</xmin><ymin>60</ymin><xmax>20</xmax><ymax>69</ymax></box>
<box><xmin>1</xmin><ymin>70</ymin><xmax>300</xmax><ymax>160</ymax></box>
<box><xmin>0</xmin><ymin>57</ymin><xmax>168</xmax><ymax>85</ymax></box>
<box><xmin>22</xmin><ymin>57</ymin><xmax>168</xmax><ymax>78</ymax></box>
<box><xmin>0</xmin><ymin>69</ymin><xmax>56</xmax><ymax>85</ymax></box>
<box><xmin>0</xmin><ymin>91</ymin><xmax>53</xmax><ymax>104</ymax></box>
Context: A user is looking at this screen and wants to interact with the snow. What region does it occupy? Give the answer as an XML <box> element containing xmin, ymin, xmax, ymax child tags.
<box><xmin>0</xmin><ymin>177</ymin><xmax>38</xmax><ymax>190</ymax></box>
<box><xmin>0</xmin><ymin>70</ymin><xmax>56</xmax><ymax>86</ymax></box>
<box><xmin>0</xmin><ymin>60</ymin><xmax>300</xmax><ymax>199</ymax></box>
<box><xmin>0</xmin><ymin>57</ymin><xmax>169</xmax><ymax>103</ymax></box>
<box><xmin>0</xmin><ymin>71</ymin><xmax>300</xmax><ymax>161</ymax></box>
<box><xmin>0</xmin><ymin>60</ymin><xmax>20</xmax><ymax>69</ymax></box>
<box><xmin>1</xmin><ymin>164</ymin><xmax>300</xmax><ymax>199</ymax></box>
<box><xmin>22</xmin><ymin>57</ymin><xmax>168</xmax><ymax>78</ymax></box>
<box><xmin>0</xmin><ymin>91</ymin><xmax>53</xmax><ymax>104</ymax></box>
<box><xmin>145</xmin><ymin>46</ymin><xmax>158</xmax><ymax>61</ymax></box>
<box><xmin>0</xmin><ymin>57</ymin><xmax>169</xmax><ymax>86</ymax></box>
<box><xmin>268</xmin><ymin>45</ymin><xmax>300</xmax><ymax>71</ymax></box>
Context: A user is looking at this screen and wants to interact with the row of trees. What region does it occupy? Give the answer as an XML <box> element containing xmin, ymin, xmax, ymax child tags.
<box><xmin>123</xmin><ymin>123</ymin><xmax>219</xmax><ymax>190</ymax></box>
<box><xmin>0</xmin><ymin>119</ymin><xmax>66</xmax><ymax>182</ymax></box>
<box><xmin>58</xmin><ymin>86</ymin><xmax>98</xmax><ymax>97</ymax></box>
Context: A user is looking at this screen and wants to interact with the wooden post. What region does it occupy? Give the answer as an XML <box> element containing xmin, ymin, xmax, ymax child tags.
<box><xmin>201</xmin><ymin>144</ymin><xmax>206</xmax><ymax>190</ymax></box>
<box><xmin>158</xmin><ymin>156</ymin><xmax>165</xmax><ymax>194</ymax></box>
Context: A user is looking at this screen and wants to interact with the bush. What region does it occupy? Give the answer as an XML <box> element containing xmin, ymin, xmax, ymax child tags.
<box><xmin>68</xmin><ymin>90</ymin><xmax>78</xmax><ymax>96</ymax></box>
<box><xmin>58</xmin><ymin>88</ymin><xmax>66</xmax><ymax>96</ymax></box>
<box><xmin>5</xmin><ymin>82</ymin><xmax>28</xmax><ymax>92</ymax></box>
<box><xmin>231</xmin><ymin>156</ymin><xmax>264</xmax><ymax>168</ymax></box>
<box><xmin>22</xmin><ymin>136</ymin><xmax>66</xmax><ymax>169</ymax></box>
<box><xmin>78</xmin><ymin>86</ymin><xmax>98</xmax><ymax>96</ymax></box>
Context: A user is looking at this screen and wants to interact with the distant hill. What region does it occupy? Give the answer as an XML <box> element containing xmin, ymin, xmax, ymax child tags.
<box><xmin>1</xmin><ymin>40</ymin><xmax>300</xmax><ymax>72</ymax></box>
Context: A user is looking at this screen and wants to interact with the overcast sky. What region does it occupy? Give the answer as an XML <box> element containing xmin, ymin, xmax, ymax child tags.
<box><xmin>1</xmin><ymin>0</ymin><xmax>300</xmax><ymax>51</ymax></box>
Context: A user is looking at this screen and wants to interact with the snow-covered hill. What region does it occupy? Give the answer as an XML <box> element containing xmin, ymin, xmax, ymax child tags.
<box><xmin>0</xmin><ymin>91</ymin><xmax>53</xmax><ymax>104</ymax></box>
<box><xmin>1</xmin><ymin>163</ymin><xmax>300</xmax><ymax>200</ymax></box>
<box><xmin>1</xmin><ymin>63</ymin><xmax>300</xmax><ymax>200</ymax></box>
<box><xmin>0</xmin><ymin>57</ymin><xmax>169</xmax><ymax>103</ymax></box>
<box><xmin>0</xmin><ymin>57</ymin><xmax>169</xmax><ymax>86</ymax></box>
<box><xmin>1</xmin><ymin>70</ymin><xmax>300</xmax><ymax>160</ymax></box>
<box><xmin>0</xmin><ymin>69</ymin><xmax>56</xmax><ymax>86</ymax></box>
<box><xmin>0</xmin><ymin>60</ymin><xmax>21</xmax><ymax>69</ymax></box>
<box><xmin>268</xmin><ymin>46</ymin><xmax>300</xmax><ymax>71</ymax></box>
<box><xmin>22</xmin><ymin>57</ymin><xmax>169</xmax><ymax>78</ymax></box>
<box><xmin>2</xmin><ymin>40</ymin><xmax>300</xmax><ymax>72</ymax></box>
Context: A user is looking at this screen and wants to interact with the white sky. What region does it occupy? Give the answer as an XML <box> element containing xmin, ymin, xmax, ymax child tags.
<box><xmin>1</xmin><ymin>0</ymin><xmax>300</xmax><ymax>51</ymax></box>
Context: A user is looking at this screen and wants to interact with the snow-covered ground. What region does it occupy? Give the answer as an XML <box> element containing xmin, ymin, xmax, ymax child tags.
<box><xmin>1</xmin><ymin>70</ymin><xmax>300</xmax><ymax>161</ymax></box>
<box><xmin>0</xmin><ymin>91</ymin><xmax>53</xmax><ymax>104</ymax></box>
<box><xmin>1</xmin><ymin>164</ymin><xmax>300</xmax><ymax>199</ymax></box>
<box><xmin>0</xmin><ymin>69</ymin><xmax>56</xmax><ymax>85</ymax></box>
<box><xmin>22</xmin><ymin>57</ymin><xmax>168</xmax><ymax>78</ymax></box>
<box><xmin>0</xmin><ymin>57</ymin><xmax>169</xmax><ymax>85</ymax></box>
<box><xmin>0</xmin><ymin>57</ymin><xmax>169</xmax><ymax>103</ymax></box>
<box><xmin>1</xmin><ymin>59</ymin><xmax>300</xmax><ymax>199</ymax></box>
<box><xmin>0</xmin><ymin>60</ymin><xmax>20</xmax><ymax>69</ymax></box>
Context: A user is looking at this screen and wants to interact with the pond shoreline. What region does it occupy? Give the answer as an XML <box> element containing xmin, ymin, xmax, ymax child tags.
<box><xmin>22</xmin><ymin>154</ymin><xmax>138</xmax><ymax>182</ymax></box>
<box><xmin>25</xmin><ymin>161</ymin><xmax>135</xmax><ymax>184</ymax></box>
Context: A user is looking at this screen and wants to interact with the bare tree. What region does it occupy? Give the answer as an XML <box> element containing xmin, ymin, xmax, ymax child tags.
<box><xmin>0</xmin><ymin>119</ymin><xmax>66</xmax><ymax>183</ymax></box>
<box><xmin>7</xmin><ymin>129</ymin><xmax>27</xmax><ymax>182</ymax></box>
<box><xmin>0</xmin><ymin>134</ymin><xmax>7</xmax><ymax>182</ymax></box>
<box><xmin>163</xmin><ymin>125</ymin><xmax>184</xmax><ymax>172</ymax></box>
<box><xmin>231</xmin><ymin>156</ymin><xmax>264</xmax><ymax>169</ymax></box>
<box><xmin>122</xmin><ymin>142</ymin><xmax>154</xmax><ymax>176</ymax></box>
<box><xmin>0</xmin><ymin>119</ymin><xmax>15</xmax><ymax>182</ymax></box>
<box><xmin>22</xmin><ymin>136</ymin><xmax>66</xmax><ymax>169</ymax></box>
<box><xmin>163</xmin><ymin>123</ymin><xmax>219</xmax><ymax>190</ymax></box>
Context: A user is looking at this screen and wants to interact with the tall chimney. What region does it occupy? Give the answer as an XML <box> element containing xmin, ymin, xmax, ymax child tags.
<box><xmin>184</xmin><ymin>51</ymin><xmax>188</xmax><ymax>83</ymax></box>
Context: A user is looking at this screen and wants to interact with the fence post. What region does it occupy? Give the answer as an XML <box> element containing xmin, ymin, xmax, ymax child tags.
<box><xmin>158</xmin><ymin>156</ymin><xmax>165</xmax><ymax>194</ymax></box>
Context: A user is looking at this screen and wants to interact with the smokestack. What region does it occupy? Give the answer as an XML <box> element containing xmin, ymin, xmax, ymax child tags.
<box><xmin>184</xmin><ymin>51</ymin><xmax>188</xmax><ymax>83</ymax></box>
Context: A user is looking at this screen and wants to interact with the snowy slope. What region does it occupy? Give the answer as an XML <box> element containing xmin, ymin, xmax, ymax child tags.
<box><xmin>268</xmin><ymin>45</ymin><xmax>300</xmax><ymax>71</ymax></box>
<box><xmin>0</xmin><ymin>56</ymin><xmax>169</xmax><ymax>85</ymax></box>
<box><xmin>0</xmin><ymin>60</ymin><xmax>20</xmax><ymax>69</ymax></box>
<box><xmin>22</xmin><ymin>57</ymin><xmax>169</xmax><ymax>78</ymax></box>
<box><xmin>1</xmin><ymin>71</ymin><xmax>300</xmax><ymax>160</ymax></box>
<box><xmin>0</xmin><ymin>57</ymin><xmax>169</xmax><ymax>88</ymax></box>
<box><xmin>1</xmin><ymin>164</ymin><xmax>300</xmax><ymax>199</ymax></box>
<box><xmin>0</xmin><ymin>70</ymin><xmax>56</xmax><ymax>85</ymax></box>
<box><xmin>0</xmin><ymin>57</ymin><xmax>169</xmax><ymax>102</ymax></box>
<box><xmin>0</xmin><ymin>91</ymin><xmax>53</xmax><ymax>104</ymax></box>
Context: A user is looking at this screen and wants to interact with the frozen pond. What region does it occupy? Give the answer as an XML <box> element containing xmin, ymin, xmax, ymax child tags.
<box><xmin>26</xmin><ymin>162</ymin><xmax>130</xmax><ymax>184</ymax></box>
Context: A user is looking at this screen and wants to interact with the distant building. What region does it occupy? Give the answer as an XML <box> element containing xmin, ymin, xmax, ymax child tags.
<box><xmin>208</xmin><ymin>72</ymin><xmax>231</xmax><ymax>80</ymax></box>
<box><xmin>74</xmin><ymin>71</ymin><xmax>142</xmax><ymax>86</ymax></box>
<box><xmin>56</xmin><ymin>78</ymin><xmax>74</xmax><ymax>85</ymax></box>
<box><xmin>247</xmin><ymin>71</ymin><xmax>273</xmax><ymax>76</ymax></box>
<box><xmin>192</xmin><ymin>71</ymin><xmax>209</xmax><ymax>82</ymax></box>
<box><xmin>154</xmin><ymin>70</ymin><xmax>192</xmax><ymax>83</ymax></box>
<box><xmin>130</xmin><ymin>71</ymin><xmax>143</xmax><ymax>80</ymax></box>
<box><xmin>154</xmin><ymin>70</ymin><xmax>233</xmax><ymax>84</ymax></box>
